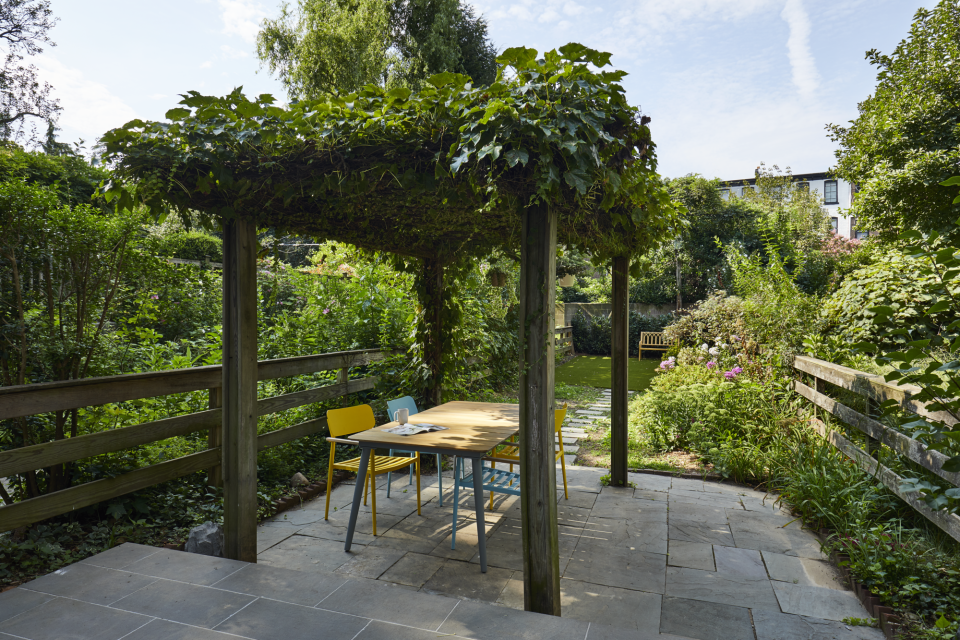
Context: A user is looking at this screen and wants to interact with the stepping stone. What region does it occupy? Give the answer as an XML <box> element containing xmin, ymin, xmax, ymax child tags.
<box><xmin>576</xmin><ymin>410</ymin><xmax>605</xmax><ymax>416</ymax></box>
<box><xmin>562</xmin><ymin>430</ymin><xmax>587</xmax><ymax>437</ymax></box>
<box><xmin>562</xmin><ymin>444</ymin><xmax>579</xmax><ymax>454</ymax></box>
<box><xmin>558</xmin><ymin>438</ymin><xmax>579</xmax><ymax>446</ymax></box>
<box><xmin>563</xmin><ymin>454</ymin><xmax>577</xmax><ymax>467</ymax></box>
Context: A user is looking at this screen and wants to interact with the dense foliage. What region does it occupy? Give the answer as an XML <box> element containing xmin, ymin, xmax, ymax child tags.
<box><xmin>571</xmin><ymin>309</ymin><xmax>673</xmax><ymax>357</ymax></box>
<box><xmin>100</xmin><ymin>44</ymin><xmax>682</xmax><ymax>266</ymax></box>
<box><xmin>829</xmin><ymin>1</ymin><xmax>960</xmax><ymax>235</ymax></box>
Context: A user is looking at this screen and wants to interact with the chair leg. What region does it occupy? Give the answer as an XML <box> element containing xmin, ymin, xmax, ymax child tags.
<box><xmin>436</xmin><ymin>454</ymin><xmax>443</xmax><ymax>507</ymax></box>
<box><xmin>408</xmin><ymin>451</ymin><xmax>414</xmax><ymax>485</ymax></box>
<box><xmin>489</xmin><ymin>461</ymin><xmax>495</xmax><ymax>510</ymax></box>
<box><xmin>364</xmin><ymin>470</ymin><xmax>370</xmax><ymax>506</ymax></box>
<box><xmin>387</xmin><ymin>449</ymin><xmax>393</xmax><ymax>498</ymax></box>
<box><xmin>324</xmin><ymin>443</ymin><xmax>336</xmax><ymax>520</ymax></box>
<box><xmin>559</xmin><ymin>433</ymin><xmax>569</xmax><ymax>500</ymax></box>
<box><xmin>415</xmin><ymin>453</ymin><xmax>421</xmax><ymax>516</ymax></box>
<box><xmin>370</xmin><ymin>455</ymin><xmax>377</xmax><ymax>536</ymax></box>
<box><xmin>451</xmin><ymin>458</ymin><xmax>461</xmax><ymax>549</ymax></box>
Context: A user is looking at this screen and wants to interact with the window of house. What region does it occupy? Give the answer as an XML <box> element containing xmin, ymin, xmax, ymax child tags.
<box><xmin>851</xmin><ymin>217</ymin><xmax>870</xmax><ymax>240</ymax></box>
<box><xmin>720</xmin><ymin>188</ymin><xmax>729</xmax><ymax>199</ymax></box>
<box><xmin>824</xmin><ymin>180</ymin><xmax>838</xmax><ymax>205</ymax></box>
<box><xmin>831</xmin><ymin>217</ymin><xmax>838</xmax><ymax>233</ymax></box>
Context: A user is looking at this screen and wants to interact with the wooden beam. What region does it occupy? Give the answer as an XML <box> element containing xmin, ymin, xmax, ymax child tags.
<box><xmin>610</xmin><ymin>256</ymin><xmax>629</xmax><ymax>487</ymax></box>
<box><xmin>794</xmin><ymin>381</ymin><xmax>960</xmax><ymax>487</ymax></box>
<box><xmin>222</xmin><ymin>218</ymin><xmax>259</xmax><ymax>562</ymax></box>
<box><xmin>0</xmin><ymin>409</ymin><xmax>220</xmax><ymax>479</ymax></box>
<box><xmin>0</xmin><ymin>449</ymin><xmax>219</xmax><ymax>533</ymax></box>
<box><xmin>0</xmin><ymin>348</ymin><xmax>392</xmax><ymax>421</ymax></box>
<box><xmin>807</xmin><ymin>418</ymin><xmax>960</xmax><ymax>543</ymax></box>
<box><xmin>794</xmin><ymin>356</ymin><xmax>957</xmax><ymax>427</ymax></box>
<box><xmin>518</xmin><ymin>200</ymin><xmax>561</xmax><ymax>616</ymax></box>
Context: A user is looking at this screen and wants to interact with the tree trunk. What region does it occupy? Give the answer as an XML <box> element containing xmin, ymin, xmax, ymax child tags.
<box><xmin>611</xmin><ymin>256</ymin><xmax>629</xmax><ymax>487</ymax></box>
<box><xmin>221</xmin><ymin>218</ymin><xmax>259</xmax><ymax>562</ymax></box>
<box><xmin>518</xmin><ymin>200</ymin><xmax>561</xmax><ymax>616</ymax></box>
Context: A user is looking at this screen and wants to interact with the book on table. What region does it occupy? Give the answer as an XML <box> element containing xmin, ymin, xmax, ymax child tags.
<box><xmin>382</xmin><ymin>423</ymin><xmax>449</xmax><ymax>436</ymax></box>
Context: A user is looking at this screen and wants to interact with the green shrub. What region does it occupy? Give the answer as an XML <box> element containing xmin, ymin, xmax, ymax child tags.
<box><xmin>822</xmin><ymin>249</ymin><xmax>955</xmax><ymax>347</ymax></box>
<box><xmin>154</xmin><ymin>230</ymin><xmax>223</xmax><ymax>262</ymax></box>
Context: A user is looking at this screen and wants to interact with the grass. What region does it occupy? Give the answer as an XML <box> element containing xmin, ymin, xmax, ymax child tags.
<box><xmin>555</xmin><ymin>355</ymin><xmax>660</xmax><ymax>391</ymax></box>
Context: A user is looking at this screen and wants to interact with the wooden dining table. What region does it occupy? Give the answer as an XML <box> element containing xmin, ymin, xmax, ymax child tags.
<box><xmin>342</xmin><ymin>401</ymin><xmax>520</xmax><ymax>572</ymax></box>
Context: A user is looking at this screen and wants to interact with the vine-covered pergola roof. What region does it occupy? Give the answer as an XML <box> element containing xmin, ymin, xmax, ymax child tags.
<box><xmin>101</xmin><ymin>43</ymin><xmax>680</xmax><ymax>264</ymax></box>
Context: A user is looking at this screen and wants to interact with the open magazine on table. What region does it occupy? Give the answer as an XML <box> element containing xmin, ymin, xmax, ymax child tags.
<box><xmin>382</xmin><ymin>423</ymin><xmax>449</xmax><ymax>436</ymax></box>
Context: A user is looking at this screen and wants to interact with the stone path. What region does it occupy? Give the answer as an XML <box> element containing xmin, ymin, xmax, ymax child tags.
<box><xmin>0</xmin><ymin>466</ymin><xmax>883</xmax><ymax>640</ymax></box>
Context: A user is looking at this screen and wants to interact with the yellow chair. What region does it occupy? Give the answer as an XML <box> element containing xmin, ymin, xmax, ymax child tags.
<box><xmin>324</xmin><ymin>404</ymin><xmax>421</xmax><ymax>535</ymax></box>
<box><xmin>484</xmin><ymin>403</ymin><xmax>569</xmax><ymax>508</ymax></box>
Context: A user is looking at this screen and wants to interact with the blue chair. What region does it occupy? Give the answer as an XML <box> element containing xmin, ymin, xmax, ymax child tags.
<box><xmin>386</xmin><ymin>396</ymin><xmax>444</xmax><ymax>505</ymax></box>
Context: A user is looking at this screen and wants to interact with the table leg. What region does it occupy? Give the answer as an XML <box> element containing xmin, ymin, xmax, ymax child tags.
<box><xmin>344</xmin><ymin>447</ymin><xmax>370</xmax><ymax>552</ymax></box>
<box><xmin>472</xmin><ymin>457</ymin><xmax>487</xmax><ymax>573</ymax></box>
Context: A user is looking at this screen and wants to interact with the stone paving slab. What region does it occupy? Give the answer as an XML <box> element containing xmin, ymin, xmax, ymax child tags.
<box><xmin>772</xmin><ymin>582</ymin><xmax>869</xmax><ymax>621</ymax></box>
<box><xmin>560</xmin><ymin>579</ymin><xmax>662</xmax><ymax>633</ymax></box>
<box><xmin>665</xmin><ymin>566</ymin><xmax>781</xmax><ymax>611</ymax></box>
<box><xmin>761</xmin><ymin>551</ymin><xmax>846</xmax><ymax>590</ymax></box>
<box><xmin>660</xmin><ymin>596</ymin><xmax>755</xmax><ymax>640</ymax></box>
<box><xmin>727</xmin><ymin>511</ymin><xmax>826</xmax><ymax>559</ymax></box>
<box><xmin>752</xmin><ymin>609</ymin><xmax>884</xmax><ymax>640</ymax></box>
<box><xmin>666</xmin><ymin>540</ymin><xmax>715</xmax><ymax>572</ymax></box>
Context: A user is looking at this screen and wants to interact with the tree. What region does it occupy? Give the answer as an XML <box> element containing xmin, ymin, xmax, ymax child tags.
<box><xmin>628</xmin><ymin>175</ymin><xmax>762</xmax><ymax>306</ymax></box>
<box><xmin>0</xmin><ymin>0</ymin><xmax>60</xmax><ymax>143</ymax></box>
<box><xmin>256</xmin><ymin>0</ymin><xmax>498</xmax><ymax>99</ymax></box>
<box><xmin>827</xmin><ymin>2</ymin><xmax>960</xmax><ymax>235</ymax></box>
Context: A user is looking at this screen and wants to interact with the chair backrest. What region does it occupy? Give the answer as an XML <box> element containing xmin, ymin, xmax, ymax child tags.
<box><xmin>327</xmin><ymin>404</ymin><xmax>375</xmax><ymax>438</ymax></box>
<box><xmin>554</xmin><ymin>403</ymin><xmax>568</xmax><ymax>433</ymax></box>
<box><xmin>386</xmin><ymin>396</ymin><xmax>419</xmax><ymax>421</ymax></box>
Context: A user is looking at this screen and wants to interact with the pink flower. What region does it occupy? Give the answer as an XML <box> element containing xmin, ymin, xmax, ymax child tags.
<box><xmin>323</xmin><ymin>308</ymin><xmax>331</xmax><ymax>314</ymax></box>
<box><xmin>150</xmin><ymin>295</ymin><xmax>159</xmax><ymax>300</ymax></box>
<box><xmin>706</xmin><ymin>361</ymin><xmax>716</xmax><ymax>369</ymax></box>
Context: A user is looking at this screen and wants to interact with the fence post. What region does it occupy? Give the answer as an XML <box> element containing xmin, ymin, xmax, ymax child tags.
<box><xmin>337</xmin><ymin>367</ymin><xmax>349</xmax><ymax>407</ymax></box>
<box><xmin>208</xmin><ymin>387</ymin><xmax>223</xmax><ymax>488</ymax></box>
<box><xmin>865</xmin><ymin>396</ymin><xmax>881</xmax><ymax>459</ymax></box>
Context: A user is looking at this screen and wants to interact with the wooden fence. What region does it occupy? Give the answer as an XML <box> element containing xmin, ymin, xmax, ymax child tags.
<box><xmin>555</xmin><ymin>326</ymin><xmax>574</xmax><ymax>357</ymax></box>
<box><xmin>793</xmin><ymin>355</ymin><xmax>960</xmax><ymax>542</ymax></box>
<box><xmin>0</xmin><ymin>348</ymin><xmax>394</xmax><ymax>533</ymax></box>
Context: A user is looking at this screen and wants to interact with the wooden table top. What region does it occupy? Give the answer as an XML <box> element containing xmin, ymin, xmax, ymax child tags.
<box><xmin>350</xmin><ymin>401</ymin><xmax>520</xmax><ymax>454</ymax></box>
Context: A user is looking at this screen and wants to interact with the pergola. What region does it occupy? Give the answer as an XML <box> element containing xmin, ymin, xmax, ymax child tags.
<box><xmin>100</xmin><ymin>43</ymin><xmax>680</xmax><ymax>615</ymax></box>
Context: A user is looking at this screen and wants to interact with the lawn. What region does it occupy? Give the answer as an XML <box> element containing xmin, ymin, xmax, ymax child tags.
<box><xmin>555</xmin><ymin>355</ymin><xmax>660</xmax><ymax>391</ymax></box>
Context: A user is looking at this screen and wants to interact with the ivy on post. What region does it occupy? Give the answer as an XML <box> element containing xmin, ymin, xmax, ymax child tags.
<box><xmin>519</xmin><ymin>200</ymin><xmax>561</xmax><ymax>615</ymax></box>
<box><xmin>611</xmin><ymin>256</ymin><xmax>629</xmax><ymax>486</ymax></box>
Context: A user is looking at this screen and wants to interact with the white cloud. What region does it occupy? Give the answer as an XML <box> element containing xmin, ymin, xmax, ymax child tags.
<box><xmin>219</xmin><ymin>0</ymin><xmax>267</xmax><ymax>43</ymax></box>
<box><xmin>780</xmin><ymin>0</ymin><xmax>820</xmax><ymax>97</ymax></box>
<box><xmin>149</xmin><ymin>93</ymin><xmax>167</xmax><ymax>99</ymax></box>
<box><xmin>35</xmin><ymin>55</ymin><xmax>138</xmax><ymax>141</ymax></box>
<box><xmin>200</xmin><ymin>60</ymin><xmax>213</xmax><ymax>69</ymax></box>
<box><xmin>220</xmin><ymin>44</ymin><xmax>249</xmax><ymax>59</ymax></box>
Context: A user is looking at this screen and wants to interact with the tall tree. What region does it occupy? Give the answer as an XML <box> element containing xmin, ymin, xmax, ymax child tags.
<box><xmin>256</xmin><ymin>0</ymin><xmax>497</xmax><ymax>99</ymax></box>
<box><xmin>0</xmin><ymin>0</ymin><xmax>60</xmax><ymax>143</ymax></box>
<box><xmin>828</xmin><ymin>2</ymin><xmax>960</xmax><ymax>235</ymax></box>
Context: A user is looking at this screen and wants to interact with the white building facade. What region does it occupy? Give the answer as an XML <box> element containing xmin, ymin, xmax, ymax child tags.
<box><xmin>719</xmin><ymin>172</ymin><xmax>863</xmax><ymax>239</ymax></box>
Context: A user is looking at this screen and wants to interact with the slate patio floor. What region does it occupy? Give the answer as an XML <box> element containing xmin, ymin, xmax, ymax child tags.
<box><xmin>0</xmin><ymin>464</ymin><xmax>885</xmax><ymax>640</ymax></box>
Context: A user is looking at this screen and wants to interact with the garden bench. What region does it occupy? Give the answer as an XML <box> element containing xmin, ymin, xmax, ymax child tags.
<box><xmin>638</xmin><ymin>331</ymin><xmax>673</xmax><ymax>360</ymax></box>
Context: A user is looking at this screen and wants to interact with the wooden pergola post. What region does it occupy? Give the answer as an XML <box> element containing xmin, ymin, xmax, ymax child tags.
<box><xmin>518</xmin><ymin>200</ymin><xmax>561</xmax><ymax>615</ymax></box>
<box><xmin>610</xmin><ymin>256</ymin><xmax>629</xmax><ymax>487</ymax></box>
<box><xmin>423</xmin><ymin>258</ymin><xmax>444</xmax><ymax>407</ymax></box>
<box><xmin>221</xmin><ymin>218</ymin><xmax>259</xmax><ymax>562</ymax></box>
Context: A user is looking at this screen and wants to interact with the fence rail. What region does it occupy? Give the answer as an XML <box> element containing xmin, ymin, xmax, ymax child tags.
<box><xmin>0</xmin><ymin>348</ymin><xmax>392</xmax><ymax>532</ymax></box>
<box><xmin>793</xmin><ymin>355</ymin><xmax>960</xmax><ymax>542</ymax></box>
<box><xmin>556</xmin><ymin>326</ymin><xmax>574</xmax><ymax>357</ymax></box>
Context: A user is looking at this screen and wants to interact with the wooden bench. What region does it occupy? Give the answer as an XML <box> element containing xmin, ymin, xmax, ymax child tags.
<box><xmin>638</xmin><ymin>331</ymin><xmax>673</xmax><ymax>360</ymax></box>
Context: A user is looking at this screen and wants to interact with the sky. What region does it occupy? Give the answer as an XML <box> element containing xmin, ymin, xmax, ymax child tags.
<box><xmin>37</xmin><ymin>0</ymin><xmax>931</xmax><ymax>180</ymax></box>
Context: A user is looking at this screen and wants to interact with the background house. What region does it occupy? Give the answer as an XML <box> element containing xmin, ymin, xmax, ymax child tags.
<box><xmin>719</xmin><ymin>172</ymin><xmax>863</xmax><ymax>239</ymax></box>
